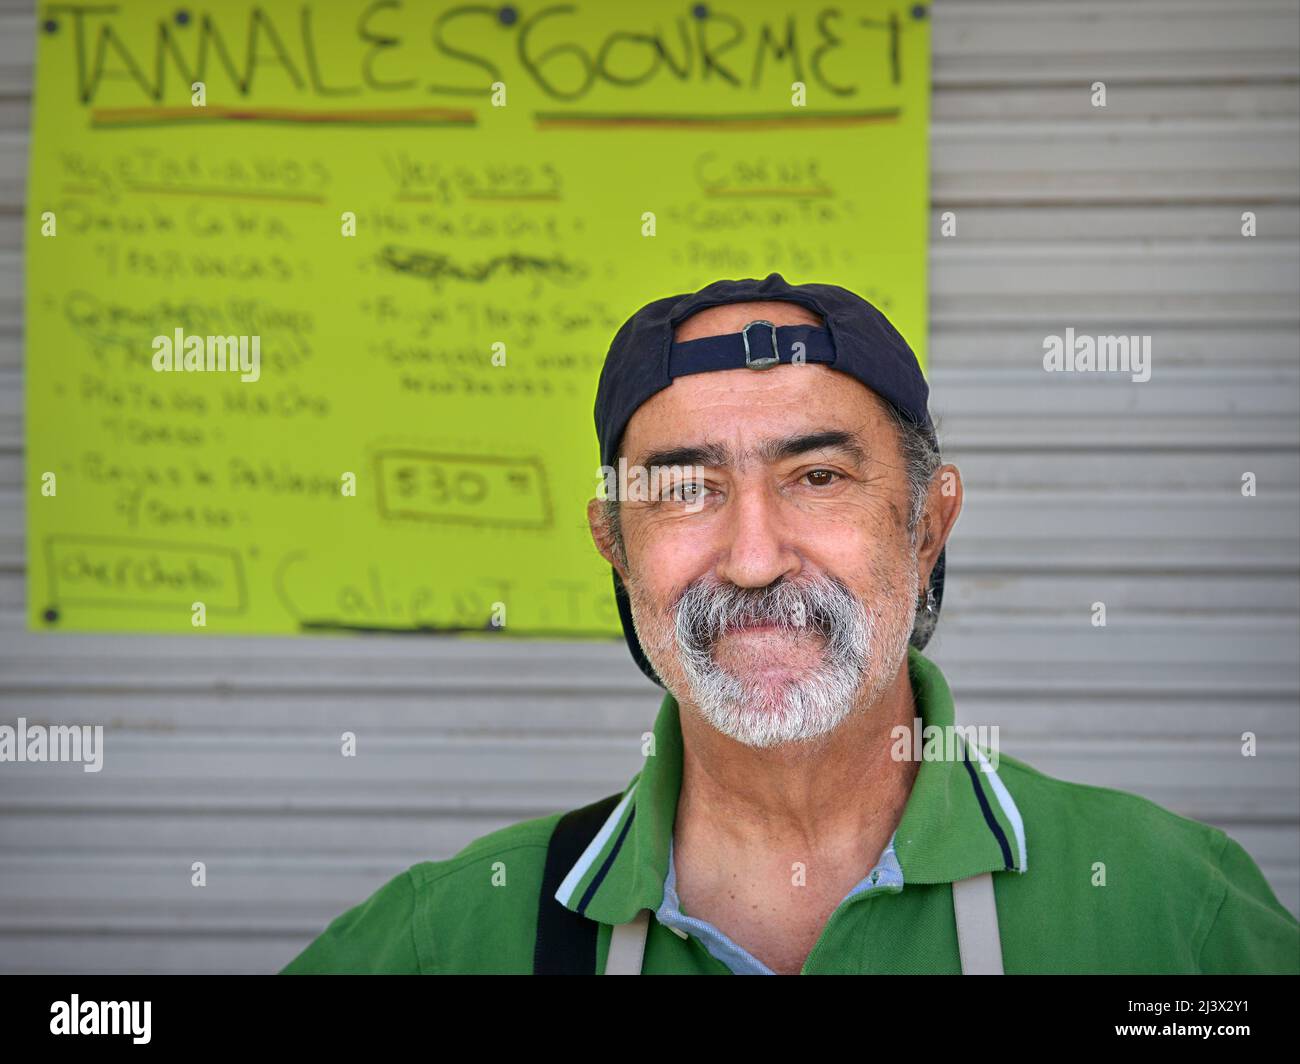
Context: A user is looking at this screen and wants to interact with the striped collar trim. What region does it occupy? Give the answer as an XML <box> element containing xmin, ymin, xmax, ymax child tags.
<box><xmin>891</xmin><ymin>650</ymin><xmax>1028</xmax><ymax>881</ymax></box>
<box><xmin>553</xmin><ymin>782</ymin><xmax>641</xmax><ymax>913</ymax></box>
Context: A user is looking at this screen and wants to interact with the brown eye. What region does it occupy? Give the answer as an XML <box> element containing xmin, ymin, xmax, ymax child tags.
<box><xmin>805</xmin><ymin>469</ymin><xmax>838</xmax><ymax>487</ymax></box>
<box><xmin>666</xmin><ymin>480</ymin><xmax>709</xmax><ymax>504</ymax></box>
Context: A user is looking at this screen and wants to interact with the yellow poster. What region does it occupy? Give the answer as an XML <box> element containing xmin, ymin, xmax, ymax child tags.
<box><xmin>25</xmin><ymin>0</ymin><xmax>930</xmax><ymax>635</ymax></box>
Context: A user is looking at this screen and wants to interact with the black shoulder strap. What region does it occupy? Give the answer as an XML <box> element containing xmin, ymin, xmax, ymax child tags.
<box><xmin>533</xmin><ymin>792</ymin><xmax>624</xmax><ymax>974</ymax></box>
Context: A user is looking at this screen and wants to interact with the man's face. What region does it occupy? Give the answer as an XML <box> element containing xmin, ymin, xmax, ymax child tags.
<box><xmin>595</xmin><ymin>300</ymin><xmax>936</xmax><ymax>750</ymax></box>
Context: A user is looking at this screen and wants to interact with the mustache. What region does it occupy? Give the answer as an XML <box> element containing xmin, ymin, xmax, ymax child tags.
<box><xmin>671</xmin><ymin>574</ymin><xmax>864</xmax><ymax>652</ymax></box>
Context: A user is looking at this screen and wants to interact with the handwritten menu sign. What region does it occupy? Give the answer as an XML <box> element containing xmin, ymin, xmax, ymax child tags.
<box><xmin>26</xmin><ymin>1</ymin><xmax>930</xmax><ymax>635</ymax></box>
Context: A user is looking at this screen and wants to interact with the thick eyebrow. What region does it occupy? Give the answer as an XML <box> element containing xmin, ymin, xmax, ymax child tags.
<box><xmin>636</xmin><ymin>442</ymin><xmax>730</xmax><ymax>470</ymax></box>
<box><xmin>635</xmin><ymin>430</ymin><xmax>866</xmax><ymax>471</ymax></box>
<box><xmin>757</xmin><ymin>430</ymin><xmax>867</xmax><ymax>467</ymax></box>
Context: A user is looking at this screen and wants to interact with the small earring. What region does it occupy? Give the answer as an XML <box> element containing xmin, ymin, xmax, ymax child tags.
<box><xmin>924</xmin><ymin>586</ymin><xmax>937</xmax><ymax>614</ymax></box>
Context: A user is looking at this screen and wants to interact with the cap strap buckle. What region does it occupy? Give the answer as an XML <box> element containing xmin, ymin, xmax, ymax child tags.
<box><xmin>742</xmin><ymin>320</ymin><xmax>780</xmax><ymax>369</ymax></box>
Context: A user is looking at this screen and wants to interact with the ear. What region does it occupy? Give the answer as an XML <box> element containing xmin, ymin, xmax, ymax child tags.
<box><xmin>915</xmin><ymin>464</ymin><xmax>962</xmax><ymax>593</ymax></box>
<box><xmin>587</xmin><ymin>496</ymin><xmax>628</xmax><ymax>580</ymax></box>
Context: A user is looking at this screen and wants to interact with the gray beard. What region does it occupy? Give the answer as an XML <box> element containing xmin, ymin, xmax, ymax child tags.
<box><xmin>668</xmin><ymin>565</ymin><xmax>917</xmax><ymax>749</ymax></box>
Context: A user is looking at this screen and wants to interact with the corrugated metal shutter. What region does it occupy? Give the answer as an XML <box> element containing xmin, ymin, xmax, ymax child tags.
<box><xmin>0</xmin><ymin>0</ymin><xmax>1296</xmax><ymax>973</ymax></box>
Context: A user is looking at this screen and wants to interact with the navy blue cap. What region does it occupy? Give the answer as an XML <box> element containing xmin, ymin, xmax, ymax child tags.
<box><xmin>595</xmin><ymin>272</ymin><xmax>944</xmax><ymax>687</ymax></box>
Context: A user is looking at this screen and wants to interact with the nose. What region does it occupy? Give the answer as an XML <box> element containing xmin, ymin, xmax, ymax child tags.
<box><xmin>713</xmin><ymin>480</ymin><xmax>802</xmax><ymax>590</ymax></box>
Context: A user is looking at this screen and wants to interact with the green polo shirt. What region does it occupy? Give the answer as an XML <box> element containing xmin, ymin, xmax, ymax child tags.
<box><xmin>281</xmin><ymin>647</ymin><xmax>1300</xmax><ymax>974</ymax></box>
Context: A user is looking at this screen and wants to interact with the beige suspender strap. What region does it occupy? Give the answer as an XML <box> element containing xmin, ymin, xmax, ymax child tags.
<box><xmin>603</xmin><ymin>875</ymin><xmax>1004</xmax><ymax>975</ymax></box>
<box><xmin>952</xmin><ymin>872</ymin><xmax>1004</xmax><ymax>975</ymax></box>
<box><xmin>604</xmin><ymin>908</ymin><xmax>650</xmax><ymax>975</ymax></box>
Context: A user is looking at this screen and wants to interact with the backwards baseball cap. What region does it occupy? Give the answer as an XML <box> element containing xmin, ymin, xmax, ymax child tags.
<box><xmin>594</xmin><ymin>271</ymin><xmax>944</xmax><ymax>688</ymax></box>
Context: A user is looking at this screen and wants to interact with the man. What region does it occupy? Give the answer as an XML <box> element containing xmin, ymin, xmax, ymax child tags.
<box><xmin>283</xmin><ymin>273</ymin><xmax>1300</xmax><ymax>975</ymax></box>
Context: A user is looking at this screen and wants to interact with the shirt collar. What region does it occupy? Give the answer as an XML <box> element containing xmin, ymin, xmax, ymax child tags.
<box><xmin>555</xmin><ymin>646</ymin><xmax>1026</xmax><ymax>926</ymax></box>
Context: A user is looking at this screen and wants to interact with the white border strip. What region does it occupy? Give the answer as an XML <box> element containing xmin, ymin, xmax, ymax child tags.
<box><xmin>971</xmin><ymin>744</ymin><xmax>1028</xmax><ymax>873</ymax></box>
